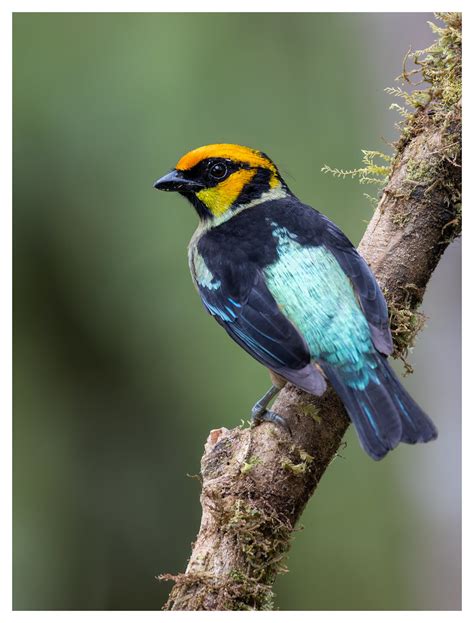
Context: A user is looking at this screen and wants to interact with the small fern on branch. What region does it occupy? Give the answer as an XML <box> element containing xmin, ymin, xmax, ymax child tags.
<box><xmin>321</xmin><ymin>149</ymin><xmax>392</xmax><ymax>187</ymax></box>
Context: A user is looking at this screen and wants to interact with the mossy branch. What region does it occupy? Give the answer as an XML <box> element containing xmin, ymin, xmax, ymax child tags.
<box><xmin>160</xmin><ymin>14</ymin><xmax>461</xmax><ymax>611</ymax></box>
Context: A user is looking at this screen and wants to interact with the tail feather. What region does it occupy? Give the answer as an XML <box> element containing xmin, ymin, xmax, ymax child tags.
<box><xmin>321</xmin><ymin>354</ymin><xmax>437</xmax><ymax>460</ymax></box>
<box><xmin>378</xmin><ymin>357</ymin><xmax>438</xmax><ymax>445</ymax></box>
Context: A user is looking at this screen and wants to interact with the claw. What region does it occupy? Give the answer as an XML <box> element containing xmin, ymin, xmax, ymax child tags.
<box><xmin>251</xmin><ymin>409</ymin><xmax>292</xmax><ymax>435</ymax></box>
<box><xmin>250</xmin><ymin>384</ymin><xmax>291</xmax><ymax>434</ymax></box>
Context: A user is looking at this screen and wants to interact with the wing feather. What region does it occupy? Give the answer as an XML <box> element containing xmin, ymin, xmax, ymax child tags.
<box><xmin>198</xmin><ymin>267</ymin><xmax>326</xmax><ymax>394</ymax></box>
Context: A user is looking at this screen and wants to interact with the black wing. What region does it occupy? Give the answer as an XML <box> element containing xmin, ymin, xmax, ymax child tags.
<box><xmin>197</xmin><ymin>263</ymin><xmax>326</xmax><ymax>395</ymax></box>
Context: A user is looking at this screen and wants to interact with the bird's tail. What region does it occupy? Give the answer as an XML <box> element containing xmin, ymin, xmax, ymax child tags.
<box><xmin>321</xmin><ymin>354</ymin><xmax>438</xmax><ymax>460</ymax></box>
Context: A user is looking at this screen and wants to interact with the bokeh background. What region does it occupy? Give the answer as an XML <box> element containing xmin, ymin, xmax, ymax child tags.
<box><xmin>13</xmin><ymin>13</ymin><xmax>461</xmax><ymax>610</ymax></box>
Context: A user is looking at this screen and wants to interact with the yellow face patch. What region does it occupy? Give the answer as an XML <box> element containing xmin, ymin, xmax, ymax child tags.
<box><xmin>176</xmin><ymin>143</ymin><xmax>277</xmax><ymax>174</ymax></box>
<box><xmin>196</xmin><ymin>169</ymin><xmax>257</xmax><ymax>217</ymax></box>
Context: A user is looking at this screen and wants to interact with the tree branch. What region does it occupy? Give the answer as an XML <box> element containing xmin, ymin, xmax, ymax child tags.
<box><xmin>160</xmin><ymin>13</ymin><xmax>461</xmax><ymax>611</ymax></box>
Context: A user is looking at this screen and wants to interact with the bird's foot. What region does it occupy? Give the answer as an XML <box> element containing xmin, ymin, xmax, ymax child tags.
<box><xmin>251</xmin><ymin>408</ymin><xmax>291</xmax><ymax>435</ymax></box>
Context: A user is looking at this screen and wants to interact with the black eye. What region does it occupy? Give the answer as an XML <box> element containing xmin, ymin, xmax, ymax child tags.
<box><xmin>209</xmin><ymin>162</ymin><xmax>228</xmax><ymax>180</ymax></box>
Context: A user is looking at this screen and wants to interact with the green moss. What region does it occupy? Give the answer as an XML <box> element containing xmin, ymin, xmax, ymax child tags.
<box><xmin>281</xmin><ymin>447</ymin><xmax>315</xmax><ymax>475</ymax></box>
<box><xmin>221</xmin><ymin>499</ymin><xmax>292</xmax><ymax>610</ymax></box>
<box><xmin>227</xmin><ymin>569</ymin><xmax>274</xmax><ymax>610</ymax></box>
<box><xmin>391</xmin><ymin>209</ymin><xmax>411</xmax><ymax>228</ymax></box>
<box><xmin>240</xmin><ymin>455</ymin><xmax>261</xmax><ymax>475</ymax></box>
<box><xmin>281</xmin><ymin>459</ymin><xmax>307</xmax><ymax>475</ymax></box>
<box><xmin>395</xmin><ymin>14</ymin><xmax>461</xmax><ymax>162</ymax></box>
<box><xmin>421</xmin><ymin>14</ymin><xmax>462</xmax><ymax>108</ymax></box>
<box><xmin>229</xmin><ymin>569</ymin><xmax>247</xmax><ymax>582</ymax></box>
<box><xmin>321</xmin><ymin>149</ymin><xmax>392</xmax><ymax>191</ymax></box>
<box><xmin>298</xmin><ymin>449</ymin><xmax>314</xmax><ymax>464</ymax></box>
<box><xmin>163</xmin><ymin>496</ymin><xmax>293</xmax><ymax>610</ymax></box>
<box><xmin>406</xmin><ymin>159</ymin><xmax>433</xmax><ymax>183</ymax></box>
<box><xmin>300</xmin><ymin>402</ymin><xmax>321</xmax><ymax>423</ymax></box>
<box><xmin>385</xmin><ymin>291</ymin><xmax>427</xmax><ymax>374</ymax></box>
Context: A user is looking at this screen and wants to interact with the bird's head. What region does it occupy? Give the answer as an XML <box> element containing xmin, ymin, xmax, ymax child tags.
<box><xmin>153</xmin><ymin>144</ymin><xmax>290</xmax><ymax>222</ymax></box>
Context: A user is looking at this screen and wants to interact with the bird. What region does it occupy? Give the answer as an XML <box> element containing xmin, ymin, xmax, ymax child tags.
<box><xmin>153</xmin><ymin>143</ymin><xmax>438</xmax><ymax>460</ymax></box>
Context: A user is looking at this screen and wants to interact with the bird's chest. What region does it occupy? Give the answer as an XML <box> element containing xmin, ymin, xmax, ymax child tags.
<box><xmin>188</xmin><ymin>246</ymin><xmax>222</xmax><ymax>291</ymax></box>
<box><xmin>188</xmin><ymin>228</ymin><xmax>222</xmax><ymax>291</ymax></box>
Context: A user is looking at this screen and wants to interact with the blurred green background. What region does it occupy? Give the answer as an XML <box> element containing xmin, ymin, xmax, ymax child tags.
<box><xmin>13</xmin><ymin>13</ymin><xmax>461</xmax><ymax>610</ymax></box>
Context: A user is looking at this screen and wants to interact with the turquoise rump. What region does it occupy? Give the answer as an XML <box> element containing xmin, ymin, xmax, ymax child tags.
<box><xmin>264</xmin><ymin>225</ymin><xmax>379</xmax><ymax>391</ymax></box>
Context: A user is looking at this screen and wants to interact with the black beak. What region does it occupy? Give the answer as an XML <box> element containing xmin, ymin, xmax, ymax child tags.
<box><xmin>153</xmin><ymin>169</ymin><xmax>204</xmax><ymax>193</ymax></box>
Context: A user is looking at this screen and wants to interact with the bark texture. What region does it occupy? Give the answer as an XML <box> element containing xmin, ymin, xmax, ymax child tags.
<box><xmin>160</xmin><ymin>14</ymin><xmax>461</xmax><ymax>611</ymax></box>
